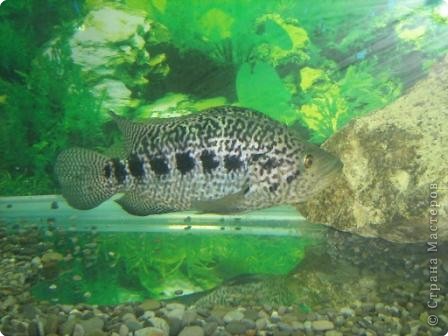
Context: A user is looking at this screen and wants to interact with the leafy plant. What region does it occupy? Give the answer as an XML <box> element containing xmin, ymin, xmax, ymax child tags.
<box><xmin>96</xmin><ymin>233</ymin><xmax>312</xmax><ymax>300</ymax></box>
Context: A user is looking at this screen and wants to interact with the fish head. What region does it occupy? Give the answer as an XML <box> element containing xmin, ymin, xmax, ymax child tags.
<box><xmin>291</xmin><ymin>142</ymin><xmax>343</xmax><ymax>202</ymax></box>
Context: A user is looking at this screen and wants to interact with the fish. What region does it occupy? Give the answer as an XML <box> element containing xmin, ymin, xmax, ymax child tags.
<box><xmin>55</xmin><ymin>106</ymin><xmax>342</xmax><ymax>216</ymax></box>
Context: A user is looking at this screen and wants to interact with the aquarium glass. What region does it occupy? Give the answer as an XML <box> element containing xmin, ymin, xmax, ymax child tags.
<box><xmin>0</xmin><ymin>0</ymin><xmax>447</xmax><ymax>335</ymax></box>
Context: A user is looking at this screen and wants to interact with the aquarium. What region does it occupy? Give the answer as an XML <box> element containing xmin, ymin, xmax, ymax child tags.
<box><xmin>0</xmin><ymin>0</ymin><xmax>447</xmax><ymax>335</ymax></box>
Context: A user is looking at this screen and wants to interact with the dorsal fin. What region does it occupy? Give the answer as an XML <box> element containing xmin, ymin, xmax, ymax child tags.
<box><xmin>108</xmin><ymin>111</ymin><xmax>149</xmax><ymax>155</ymax></box>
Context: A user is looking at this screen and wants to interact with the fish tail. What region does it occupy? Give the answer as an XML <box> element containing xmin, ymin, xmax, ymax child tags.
<box><xmin>55</xmin><ymin>148</ymin><xmax>117</xmax><ymax>210</ymax></box>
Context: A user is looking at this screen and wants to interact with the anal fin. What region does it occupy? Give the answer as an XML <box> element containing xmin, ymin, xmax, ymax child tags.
<box><xmin>192</xmin><ymin>186</ymin><xmax>249</xmax><ymax>214</ymax></box>
<box><xmin>116</xmin><ymin>192</ymin><xmax>176</xmax><ymax>216</ymax></box>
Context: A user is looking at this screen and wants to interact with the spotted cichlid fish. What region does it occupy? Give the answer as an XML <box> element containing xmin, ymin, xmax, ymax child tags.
<box><xmin>55</xmin><ymin>106</ymin><xmax>342</xmax><ymax>215</ymax></box>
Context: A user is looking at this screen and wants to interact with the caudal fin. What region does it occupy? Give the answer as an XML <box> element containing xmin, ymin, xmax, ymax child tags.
<box><xmin>55</xmin><ymin>148</ymin><xmax>116</xmax><ymax>210</ymax></box>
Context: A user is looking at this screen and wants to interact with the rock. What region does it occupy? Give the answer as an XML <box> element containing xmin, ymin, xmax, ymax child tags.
<box><xmin>41</xmin><ymin>251</ymin><xmax>64</xmax><ymax>266</ymax></box>
<box><xmin>223</xmin><ymin>310</ymin><xmax>244</xmax><ymax>323</ymax></box>
<box><xmin>73</xmin><ymin>324</ymin><xmax>85</xmax><ymax>336</ymax></box>
<box><xmin>125</xmin><ymin>319</ymin><xmax>143</xmax><ymax>332</ymax></box>
<box><xmin>121</xmin><ymin>313</ymin><xmax>137</xmax><ymax>322</ymax></box>
<box><xmin>297</xmin><ymin>54</ymin><xmax>448</xmax><ymax>243</ymax></box>
<box><xmin>165</xmin><ymin>308</ymin><xmax>185</xmax><ymax>321</ymax></box>
<box><xmin>178</xmin><ymin>325</ymin><xmax>205</xmax><ymax>336</ymax></box>
<box><xmin>312</xmin><ymin>320</ymin><xmax>334</xmax><ymax>331</ymax></box>
<box><xmin>182</xmin><ymin>309</ymin><xmax>197</xmax><ymax>326</ymax></box>
<box><xmin>134</xmin><ymin>327</ymin><xmax>165</xmax><ymax>336</ymax></box>
<box><xmin>167</xmin><ymin>317</ymin><xmax>182</xmax><ymax>336</ymax></box>
<box><xmin>119</xmin><ymin>324</ymin><xmax>129</xmax><ymax>336</ymax></box>
<box><xmin>140</xmin><ymin>299</ymin><xmax>161</xmax><ymax>311</ymax></box>
<box><xmin>325</xmin><ymin>332</ymin><xmax>343</xmax><ymax>336</ymax></box>
<box><xmin>203</xmin><ymin>322</ymin><xmax>218</xmax><ymax>336</ymax></box>
<box><xmin>270</xmin><ymin>311</ymin><xmax>281</xmax><ymax>322</ymax></box>
<box><xmin>255</xmin><ymin>318</ymin><xmax>267</xmax><ymax>330</ymax></box>
<box><xmin>149</xmin><ymin>317</ymin><xmax>169</xmax><ymax>335</ymax></box>
<box><xmin>225</xmin><ymin>321</ymin><xmax>250</xmax><ymax>334</ymax></box>
<box><xmin>79</xmin><ymin>317</ymin><xmax>104</xmax><ymax>335</ymax></box>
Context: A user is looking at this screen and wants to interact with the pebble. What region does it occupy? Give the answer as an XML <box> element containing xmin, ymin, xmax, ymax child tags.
<box><xmin>223</xmin><ymin>310</ymin><xmax>244</xmax><ymax>323</ymax></box>
<box><xmin>119</xmin><ymin>324</ymin><xmax>129</xmax><ymax>336</ymax></box>
<box><xmin>270</xmin><ymin>311</ymin><xmax>281</xmax><ymax>322</ymax></box>
<box><xmin>179</xmin><ymin>325</ymin><xmax>205</xmax><ymax>336</ymax></box>
<box><xmin>312</xmin><ymin>320</ymin><xmax>334</xmax><ymax>331</ymax></box>
<box><xmin>203</xmin><ymin>322</ymin><xmax>218</xmax><ymax>336</ymax></box>
<box><xmin>134</xmin><ymin>327</ymin><xmax>165</xmax><ymax>336</ymax></box>
<box><xmin>255</xmin><ymin>318</ymin><xmax>267</xmax><ymax>330</ymax></box>
<box><xmin>80</xmin><ymin>316</ymin><xmax>104</xmax><ymax>335</ymax></box>
<box><xmin>225</xmin><ymin>321</ymin><xmax>249</xmax><ymax>334</ymax></box>
<box><xmin>73</xmin><ymin>324</ymin><xmax>85</xmax><ymax>336</ymax></box>
<box><xmin>122</xmin><ymin>313</ymin><xmax>137</xmax><ymax>322</ymax></box>
<box><xmin>182</xmin><ymin>309</ymin><xmax>198</xmax><ymax>325</ymax></box>
<box><xmin>149</xmin><ymin>317</ymin><xmax>169</xmax><ymax>335</ymax></box>
<box><xmin>126</xmin><ymin>319</ymin><xmax>143</xmax><ymax>331</ymax></box>
<box><xmin>325</xmin><ymin>331</ymin><xmax>343</xmax><ymax>336</ymax></box>
<box><xmin>166</xmin><ymin>317</ymin><xmax>183</xmax><ymax>336</ymax></box>
<box><xmin>339</xmin><ymin>307</ymin><xmax>354</xmax><ymax>317</ymax></box>
<box><xmin>166</xmin><ymin>308</ymin><xmax>185</xmax><ymax>321</ymax></box>
<box><xmin>140</xmin><ymin>299</ymin><xmax>161</xmax><ymax>311</ymax></box>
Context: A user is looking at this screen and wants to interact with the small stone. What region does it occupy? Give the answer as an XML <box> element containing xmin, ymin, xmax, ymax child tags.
<box><xmin>125</xmin><ymin>320</ymin><xmax>143</xmax><ymax>332</ymax></box>
<box><xmin>166</xmin><ymin>308</ymin><xmax>185</xmax><ymax>321</ymax></box>
<box><xmin>182</xmin><ymin>310</ymin><xmax>198</xmax><ymax>325</ymax></box>
<box><xmin>203</xmin><ymin>322</ymin><xmax>218</xmax><ymax>336</ymax></box>
<box><xmin>167</xmin><ymin>317</ymin><xmax>182</xmax><ymax>336</ymax></box>
<box><xmin>277</xmin><ymin>322</ymin><xmax>293</xmax><ymax>332</ymax></box>
<box><xmin>179</xmin><ymin>325</ymin><xmax>204</xmax><ymax>336</ymax></box>
<box><xmin>291</xmin><ymin>321</ymin><xmax>304</xmax><ymax>330</ymax></box>
<box><xmin>225</xmin><ymin>321</ymin><xmax>249</xmax><ymax>334</ymax></box>
<box><xmin>134</xmin><ymin>327</ymin><xmax>165</xmax><ymax>336</ymax></box>
<box><xmin>278</xmin><ymin>306</ymin><xmax>287</xmax><ymax>315</ymax></box>
<box><xmin>80</xmin><ymin>317</ymin><xmax>104</xmax><ymax>335</ymax></box>
<box><xmin>270</xmin><ymin>311</ymin><xmax>280</xmax><ymax>323</ymax></box>
<box><xmin>255</xmin><ymin>318</ymin><xmax>267</xmax><ymax>330</ymax></box>
<box><xmin>140</xmin><ymin>299</ymin><xmax>161</xmax><ymax>311</ymax></box>
<box><xmin>122</xmin><ymin>313</ymin><xmax>137</xmax><ymax>322</ymax></box>
<box><xmin>60</xmin><ymin>319</ymin><xmax>77</xmax><ymax>335</ymax></box>
<box><xmin>339</xmin><ymin>307</ymin><xmax>354</xmax><ymax>317</ymax></box>
<box><xmin>166</xmin><ymin>303</ymin><xmax>186</xmax><ymax>311</ymax></box>
<box><xmin>41</xmin><ymin>251</ymin><xmax>64</xmax><ymax>266</ymax></box>
<box><xmin>119</xmin><ymin>324</ymin><xmax>129</xmax><ymax>336</ymax></box>
<box><xmin>325</xmin><ymin>331</ymin><xmax>343</xmax><ymax>336</ymax></box>
<box><xmin>73</xmin><ymin>324</ymin><xmax>85</xmax><ymax>336</ymax></box>
<box><xmin>223</xmin><ymin>310</ymin><xmax>244</xmax><ymax>323</ymax></box>
<box><xmin>149</xmin><ymin>317</ymin><xmax>169</xmax><ymax>335</ymax></box>
<box><xmin>312</xmin><ymin>320</ymin><xmax>334</xmax><ymax>331</ymax></box>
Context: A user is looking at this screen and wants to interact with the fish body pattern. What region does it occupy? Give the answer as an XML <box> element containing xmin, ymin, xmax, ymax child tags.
<box><xmin>55</xmin><ymin>106</ymin><xmax>342</xmax><ymax>215</ymax></box>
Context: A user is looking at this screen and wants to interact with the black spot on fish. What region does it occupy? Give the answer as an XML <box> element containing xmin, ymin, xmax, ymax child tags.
<box><xmin>128</xmin><ymin>153</ymin><xmax>144</xmax><ymax>178</ymax></box>
<box><xmin>251</xmin><ymin>153</ymin><xmax>264</xmax><ymax>162</ymax></box>
<box><xmin>262</xmin><ymin>157</ymin><xmax>279</xmax><ymax>172</ymax></box>
<box><xmin>269</xmin><ymin>183</ymin><xmax>279</xmax><ymax>193</ymax></box>
<box><xmin>200</xmin><ymin>150</ymin><xmax>219</xmax><ymax>173</ymax></box>
<box><xmin>286</xmin><ymin>170</ymin><xmax>300</xmax><ymax>184</ymax></box>
<box><xmin>176</xmin><ymin>152</ymin><xmax>195</xmax><ymax>174</ymax></box>
<box><xmin>112</xmin><ymin>159</ymin><xmax>126</xmax><ymax>184</ymax></box>
<box><xmin>150</xmin><ymin>157</ymin><xmax>169</xmax><ymax>175</ymax></box>
<box><xmin>51</xmin><ymin>201</ymin><xmax>59</xmax><ymax>209</ymax></box>
<box><xmin>104</xmin><ymin>163</ymin><xmax>112</xmax><ymax>179</ymax></box>
<box><xmin>224</xmin><ymin>155</ymin><xmax>243</xmax><ymax>171</ymax></box>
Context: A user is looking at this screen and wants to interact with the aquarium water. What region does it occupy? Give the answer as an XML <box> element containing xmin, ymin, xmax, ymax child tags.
<box><xmin>0</xmin><ymin>0</ymin><xmax>447</xmax><ymax>335</ymax></box>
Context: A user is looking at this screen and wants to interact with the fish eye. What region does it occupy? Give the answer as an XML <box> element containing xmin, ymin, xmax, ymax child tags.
<box><xmin>304</xmin><ymin>154</ymin><xmax>313</xmax><ymax>169</ymax></box>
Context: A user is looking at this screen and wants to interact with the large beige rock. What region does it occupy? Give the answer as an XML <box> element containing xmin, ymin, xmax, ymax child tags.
<box><xmin>297</xmin><ymin>55</ymin><xmax>448</xmax><ymax>243</ymax></box>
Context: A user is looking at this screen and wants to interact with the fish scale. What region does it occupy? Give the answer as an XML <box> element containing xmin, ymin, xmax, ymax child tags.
<box><xmin>55</xmin><ymin>106</ymin><xmax>342</xmax><ymax>215</ymax></box>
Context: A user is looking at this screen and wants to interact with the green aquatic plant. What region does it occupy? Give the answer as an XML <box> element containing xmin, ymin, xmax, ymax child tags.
<box><xmin>96</xmin><ymin>233</ymin><xmax>312</xmax><ymax>300</ymax></box>
<box><xmin>236</xmin><ymin>62</ymin><xmax>296</xmax><ymax>123</ymax></box>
